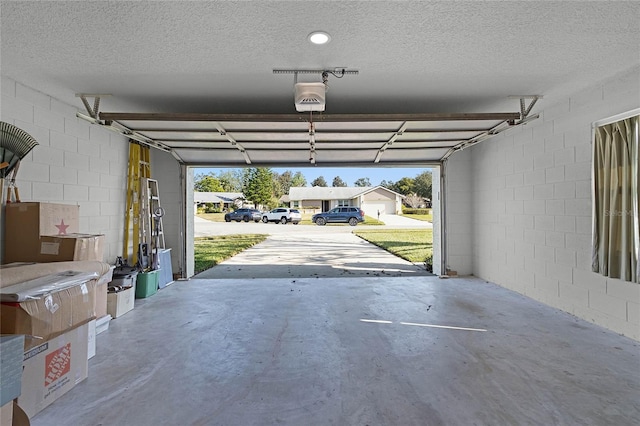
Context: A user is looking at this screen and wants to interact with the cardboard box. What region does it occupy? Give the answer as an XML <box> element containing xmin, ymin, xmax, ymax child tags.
<box><xmin>18</xmin><ymin>323</ymin><xmax>89</xmax><ymax>419</ymax></box>
<box><xmin>1</xmin><ymin>335</ymin><xmax>25</xmax><ymax>405</ymax></box>
<box><xmin>4</xmin><ymin>234</ymin><xmax>105</xmax><ymax>264</ymax></box>
<box><xmin>0</xmin><ymin>272</ymin><xmax>97</xmax><ymax>350</ymax></box>
<box><xmin>106</xmin><ymin>285</ymin><xmax>135</xmax><ymax>318</ymax></box>
<box><xmin>0</xmin><ymin>401</ymin><xmax>13</xmax><ymax>426</ymax></box>
<box><xmin>37</xmin><ymin>234</ymin><xmax>105</xmax><ymax>262</ymax></box>
<box><xmin>4</xmin><ymin>203</ymin><xmax>79</xmax><ymax>264</ymax></box>
<box><xmin>95</xmin><ymin>280</ymin><xmax>108</xmax><ymax>319</ymax></box>
<box><xmin>5</xmin><ymin>202</ymin><xmax>79</xmax><ymax>238</ymax></box>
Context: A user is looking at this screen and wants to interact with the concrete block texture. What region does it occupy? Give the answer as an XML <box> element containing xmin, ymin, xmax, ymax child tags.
<box><xmin>464</xmin><ymin>68</ymin><xmax>640</xmax><ymax>339</ymax></box>
<box><xmin>0</xmin><ymin>77</ymin><xmax>128</xmax><ymax>264</ymax></box>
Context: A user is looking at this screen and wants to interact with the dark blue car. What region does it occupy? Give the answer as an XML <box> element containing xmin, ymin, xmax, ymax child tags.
<box><xmin>312</xmin><ymin>207</ymin><xmax>365</xmax><ymax>226</ymax></box>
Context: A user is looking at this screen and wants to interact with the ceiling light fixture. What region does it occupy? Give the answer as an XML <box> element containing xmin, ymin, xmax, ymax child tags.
<box><xmin>308</xmin><ymin>31</ymin><xmax>331</xmax><ymax>45</ymax></box>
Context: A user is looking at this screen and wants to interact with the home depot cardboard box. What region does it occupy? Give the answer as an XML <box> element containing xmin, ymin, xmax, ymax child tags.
<box><xmin>18</xmin><ymin>323</ymin><xmax>89</xmax><ymax>419</ymax></box>
<box><xmin>5</xmin><ymin>234</ymin><xmax>105</xmax><ymax>264</ymax></box>
<box><xmin>3</xmin><ymin>203</ymin><xmax>79</xmax><ymax>264</ymax></box>
<box><xmin>0</xmin><ymin>273</ymin><xmax>97</xmax><ymax>350</ymax></box>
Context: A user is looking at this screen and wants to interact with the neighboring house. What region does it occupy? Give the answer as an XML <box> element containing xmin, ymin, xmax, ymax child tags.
<box><xmin>194</xmin><ymin>192</ymin><xmax>245</xmax><ymax>210</ymax></box>
<box><xmin>288</xmin><ymin>186</ymin><xmax>404</xmax><ymax>215</ymax></box>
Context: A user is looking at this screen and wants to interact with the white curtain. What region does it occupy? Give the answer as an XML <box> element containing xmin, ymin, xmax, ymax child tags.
<box><xmin>592</xmin><ymin>115</ymin><xmax>639</xmax><ymax>283</ymax></box>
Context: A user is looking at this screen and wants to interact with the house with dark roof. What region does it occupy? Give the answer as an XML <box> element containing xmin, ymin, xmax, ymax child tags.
<box><xmin>194</xmin><ymin>192</ymin><xmax>245</xmax><ymax>210</ymax></box>
<box><xmin>288</xmin><ymin>186</ymin><xmax>404</xmax><ymax>215</ymax></box>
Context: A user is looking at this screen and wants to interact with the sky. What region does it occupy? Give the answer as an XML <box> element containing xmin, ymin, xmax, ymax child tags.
<box><xmin>195</xmin><ymin>167</ymin><xmax>431</xmax><ymax>187</ymax></box>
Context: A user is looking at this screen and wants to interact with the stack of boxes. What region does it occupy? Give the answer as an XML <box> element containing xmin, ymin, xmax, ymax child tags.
<box><xmin>0</xmin><ymin>272</ymin><xmax>98</xmax><ymax>419</ymax></box>
<box><xmin>0</xmin><ymin>202</ymin><xmax>110</xmax><ymax>421</ymax></box>
<box><xmin>3</xmin><ymin>202</ymin><xmax>104</xmax><ymax>264</ymax></box>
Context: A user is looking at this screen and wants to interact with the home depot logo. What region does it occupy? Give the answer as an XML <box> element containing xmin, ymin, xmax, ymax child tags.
<box><xmin>45</xmin><ymin>343</ymin><xmax>71</xmax><ymax>386</ymax></box>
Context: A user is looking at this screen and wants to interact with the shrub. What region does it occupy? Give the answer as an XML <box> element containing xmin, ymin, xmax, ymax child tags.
<box><xmin>424</xmin><ymin>253</ymin><xmax>433</xmax><ymax>273</ymax></box>
<box><xmin>204</xmin><ymin>203</ymin><xmax>222</xmax><ymax>213</ymax></box>
<box><xmin>404</xmin><ymin>208</ymin><xmax>431</xmax><ymax>215</ymax></box>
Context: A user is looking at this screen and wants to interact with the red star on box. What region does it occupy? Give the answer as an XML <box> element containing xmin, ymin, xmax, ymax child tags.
<box><xmin>55</xmin><ymin>219</ymin><xmax>69</xmax><ymax>235</ymax></box>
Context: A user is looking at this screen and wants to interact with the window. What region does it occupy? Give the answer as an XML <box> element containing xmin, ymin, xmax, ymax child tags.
<box><xmin>337</xmin><ymin>199</ymin><xmax>350</xmax><ymax>207</ymax></box>
<box><xmin>592</xmin><ymin>111</ymin><xmax>639</xmax><ymax>283</ymax></box>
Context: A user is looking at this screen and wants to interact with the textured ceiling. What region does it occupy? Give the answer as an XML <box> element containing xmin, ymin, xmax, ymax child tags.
<box><xmin>1</xmin><ymin>1</ymin><xmax>639</xmax><ymax>165</ymax></box>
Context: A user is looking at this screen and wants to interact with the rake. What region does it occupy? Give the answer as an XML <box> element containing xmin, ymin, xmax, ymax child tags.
<box><xmin>0</xmin><ymin>121</ymin><xmax>39</xmax><ymax>202</ymax></box>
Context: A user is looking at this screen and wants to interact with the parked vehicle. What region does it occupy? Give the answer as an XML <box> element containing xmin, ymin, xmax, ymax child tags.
<box><xmin>224</xmin><ymin>208</ymin><xmax>261</xmax><ymax>222</ymax></box>
<box><xmin>312</xmin><ymin>207</ymin><xmax>365</xmax><ymax>226</ymax></box>
<box><xmin>262</xmin><ymin>208</ymin><xmax>302</xmax><ymax>224</ymax></box>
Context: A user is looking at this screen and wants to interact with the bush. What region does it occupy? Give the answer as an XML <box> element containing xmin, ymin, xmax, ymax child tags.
<box><xmin>204</xmin><ymin>203</ymin><xmax>221</xmax><ymax>213</ymax></box>
<box><xmin>403</xmin><ymin>207</ymin><xmax>431</xmax><ymax>215</ymax></box>
<box><xmin>424</xmin><ymin>253</ymin><xmax>433</xmax><ymax>273</ymax></box>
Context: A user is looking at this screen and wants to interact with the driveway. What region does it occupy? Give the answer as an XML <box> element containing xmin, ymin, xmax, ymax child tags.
<box><xmin>194</xmin><ymin>215</ymin><xmax>432</xmax><ymax>279</ymax></box>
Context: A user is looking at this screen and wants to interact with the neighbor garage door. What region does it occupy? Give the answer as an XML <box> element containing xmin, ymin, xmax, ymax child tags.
<box><xmin>362</xmin><ymin>201</ymin><xmax>396</xmax><ymax>216</ymax></box>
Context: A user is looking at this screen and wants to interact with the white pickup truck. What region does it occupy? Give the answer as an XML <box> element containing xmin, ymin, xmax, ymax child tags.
<box><xmin>261</xmin><ymin>208</ymin><xmax>302</xmax><ymax>224</ymax></box>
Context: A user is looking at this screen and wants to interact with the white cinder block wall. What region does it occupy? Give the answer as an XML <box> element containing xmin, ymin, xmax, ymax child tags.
<box><xmin>150</xmin><ymin>149</ymin><xmax>186</xmax><ymax>277</ymax></box>
<box><xmin>1</xmin><ymin>77</ymin><xmax>129</xmax><ymax>263</ymax></box>
<box><xmin>446</xmin><ymin>67</ymin><xmax>640</xmax><ymax>340</ymax></box>
<box><xmin>443</xmin><ymin>149</ymin><xmax>473</xmax><ymax>275</ymax></box>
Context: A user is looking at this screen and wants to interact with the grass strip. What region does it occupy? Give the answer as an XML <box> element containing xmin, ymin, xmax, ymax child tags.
<box><xmin>194</xmin><ymin>234</ymin><xmax>268</xmax><ymax>274</ymax></box>
<box><xmin>403</xmin><ymin>213</ymin><xmax>433</xmax><ymax>222</ymax></box>
<box><xmin>353</xmin><ymin>228</ymin><xmax>433</xmax><ymax>264</ymax></box>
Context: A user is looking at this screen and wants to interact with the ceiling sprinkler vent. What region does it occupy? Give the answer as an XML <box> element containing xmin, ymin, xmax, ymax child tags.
<box><xmin>294</xmin><ymin>82</ymin><xmax>326</xmax><ymax>112</ymax></box>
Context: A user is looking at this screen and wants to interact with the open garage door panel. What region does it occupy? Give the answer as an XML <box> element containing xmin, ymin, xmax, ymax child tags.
<box><xmin>91</xmin><ymin>110</ymin><xmax>535</xmax><ymax>167</ymax></box>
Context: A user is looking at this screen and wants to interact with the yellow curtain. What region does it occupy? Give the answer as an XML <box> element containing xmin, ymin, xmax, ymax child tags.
<box><xmin>592</xmin><ymin>116</ymin><xmax>639</xmax><ymax>283</ymax></box>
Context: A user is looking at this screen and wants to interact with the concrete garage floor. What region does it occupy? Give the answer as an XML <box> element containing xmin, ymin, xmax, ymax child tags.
<box><xmin>32</xmin><ymin>276</ymin><xmax>639</xmax><ymax>425</ymax></box>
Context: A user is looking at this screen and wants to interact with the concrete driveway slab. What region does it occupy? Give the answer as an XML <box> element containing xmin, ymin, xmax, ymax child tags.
<box><xmin>195</xmin><ymin>232</ymin><xmax>431</xmax><ymax>279</ymax></box>
<box><xmin>194</xmin><ymin>216</ymin><xmax>432</xmax><ymax>279</ymax></box>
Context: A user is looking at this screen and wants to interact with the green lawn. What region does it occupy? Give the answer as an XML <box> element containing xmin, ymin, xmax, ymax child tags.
<box><xmin>353</xmin><ymin>228</ymin><xmax>433</xmax><ymax>267</ymax></box>
<box><xmin>402</xmin><ymin>210</ymin><xmax>433</xmax><ymax>222</ymax></box>
<box><xmin>194</xmin><ymin>234</ymin><xmax>268</xmax><ymax>274</ymax></box>
<box><xmin>196</xmin><ymin>212</ymin><xmax>226</xmax><ymax>222</ymax></box>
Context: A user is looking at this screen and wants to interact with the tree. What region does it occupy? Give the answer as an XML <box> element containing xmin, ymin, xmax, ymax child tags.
<box><xmin>217</xmin><ymin>169</ymin><xmax>243</xmax><ymax>192</ymax></box>
<box><xmin>277</xmin><ymin>170</ymin><xmax>293</xmax><ymax>196</ymax></box>
<box><xmin>242</xmin><ymin>168</ymin><xmax>273</xmax><ymax>207</ymax></box>
<box><xmin>332</xmin><ymin>176</ymin><xmax>347</xmax><ymax>187</ymax></box>
<box><xmin>354</xmin><ymin>177</ymin><xmax>371</xmax><ymax>187</ymax></box>
<box><xmin>380</xmin><ymin>179</ymin><xmax>394</xmax><ymax>189</ymax></box>
<box><xmin>194</xmin><ymin>174</ymin><xmax>223</xmax><ymax>192</ymax></box>
<box><xmin>394</xmin><ymin>177</ymin><xmax>415</xmax><ymax>195</ymax></box>
<box><xmin>311</xmin><ymin>176</ymin><xmax>327</xmax><ymax>187</ymax></box>
<box><xmin>291</xmin><ymin>171</ymin><xmax>307</xmax><ymax>187</ymax></box>
<box><xmin>413</xmin><ymin>170</ymin><xmax>432</xmax><ymax>199</ymax></box>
